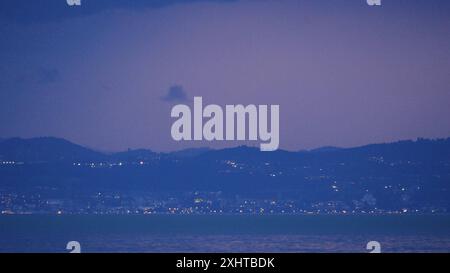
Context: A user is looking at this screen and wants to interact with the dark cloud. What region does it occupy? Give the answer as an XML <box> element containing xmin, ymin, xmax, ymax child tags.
<box><xmin>161</xmin><ymin>85</ymin><xmax>189</xmax><ymax>103</ymax></box>
<box><xmin>0</xmin><ymin>0</ymin><xmax>238</xmax><ymax>24</ymax></box>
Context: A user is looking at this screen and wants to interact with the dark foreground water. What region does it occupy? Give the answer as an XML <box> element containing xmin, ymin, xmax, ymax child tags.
<box><xmin>1</xmin><ymin>215</ymin><xmax>449</xmax><ymax>253</ymax></box>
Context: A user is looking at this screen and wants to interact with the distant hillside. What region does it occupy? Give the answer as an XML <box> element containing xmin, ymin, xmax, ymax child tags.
<box><xmin>1</xmin><ymin>136</ymin><xmax>450</xmax><ymax>164</ymax></box>
<box><xmin>345</xmin><ymin>138</ymin><xmax>450</xmax><ymax>161</ymax></box>
<box><xmin>0</xmin><ymin>137</ymin><xmax>106</xmax><ymax>162</ymax></box>
<box><xmin>110</xmin><ymin>149</ymin><xmax>158</xmax><ymax>162</ymax></box>
<box><xmin>0</xmin><ymin>136</ymin><xmax>449</xmax><ymax>210</ymax></box>
<box><xmin>309</xmin><ymin>146</ymin><xmax>342</xmax><ymax>153</ymax></box>
<box><xmin>169</xmin><ymin>147</ymin><xmax>212</xmax><ymax>158</ymax></box>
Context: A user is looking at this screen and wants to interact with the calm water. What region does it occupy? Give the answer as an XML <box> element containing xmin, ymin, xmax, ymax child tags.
<box><xmin>1</xmin><ymin>215</ymin><xmax>449</xmax><ymax>253</ymax></box>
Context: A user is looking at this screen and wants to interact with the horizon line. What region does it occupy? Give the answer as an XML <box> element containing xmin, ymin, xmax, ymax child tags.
<box><xmin>1</xmin><ymin>135</ymin><xmax>449</xmax><ymax>154</ymax></box>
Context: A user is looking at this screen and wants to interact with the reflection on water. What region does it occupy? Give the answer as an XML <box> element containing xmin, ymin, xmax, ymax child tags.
<box><xmin>2</xmin><ymin>234</ymin><xmax>450</xmax><ymax>253</ymax></box>
<box><xmin>1</xmin><ymin>215</ymin><xmax>450</xmax><ymax>253</ymax></box>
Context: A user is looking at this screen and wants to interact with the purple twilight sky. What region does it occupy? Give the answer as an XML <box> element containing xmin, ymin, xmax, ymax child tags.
<box><xmin>0</xmin><ymin>0</ymin><xmax>449</xmax><ymax>152</ymax></box>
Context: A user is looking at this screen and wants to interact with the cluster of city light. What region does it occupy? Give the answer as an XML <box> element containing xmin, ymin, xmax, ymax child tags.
<box><xmin>1</xmin><ymin>161</ymin><xmax>23</xmax><ymax>165</ymax></box>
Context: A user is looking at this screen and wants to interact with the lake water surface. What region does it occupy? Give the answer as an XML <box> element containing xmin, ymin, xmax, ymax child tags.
<box><xmin>1</xmin><ymin>215</ymin><xmax>449</xmax><ymax>253</ymax></box>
